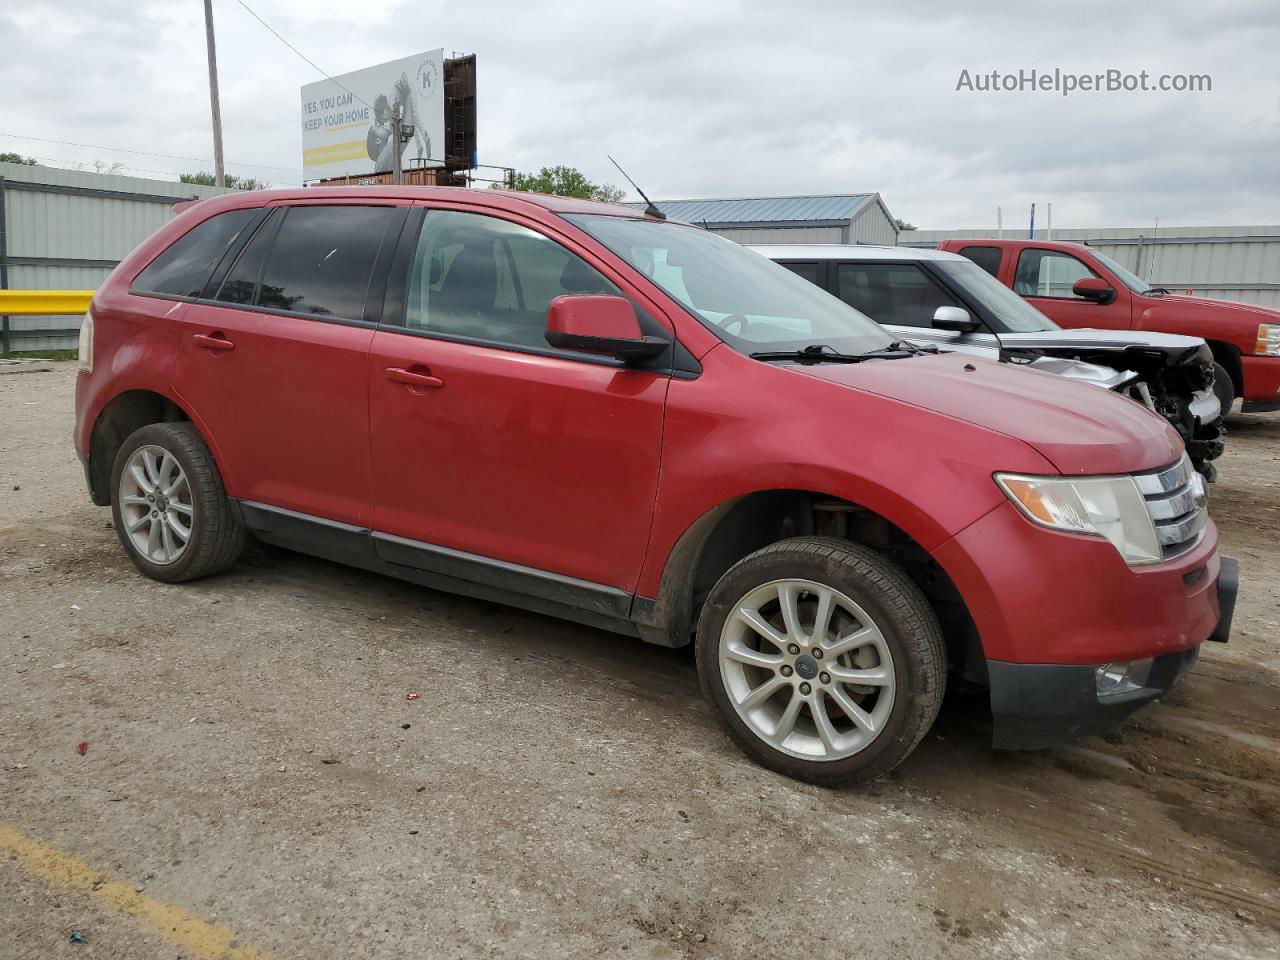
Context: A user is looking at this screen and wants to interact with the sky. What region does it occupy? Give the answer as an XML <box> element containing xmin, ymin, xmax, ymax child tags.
<box><xmin>2</xmin><ymin>0</ymin><xmax>1278</xmax><ymax>229</ymax></box>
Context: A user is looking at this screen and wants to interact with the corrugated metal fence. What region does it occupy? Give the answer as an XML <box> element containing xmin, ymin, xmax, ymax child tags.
<box><xmin>901</xmin><ymin>226</ymin><xmax>1280</xmax><ymax>308</ymax></box>
<box><xmin>0</xmin><ymin>162</ymin><xmax>237</xmax><ymax>353</ymax></box>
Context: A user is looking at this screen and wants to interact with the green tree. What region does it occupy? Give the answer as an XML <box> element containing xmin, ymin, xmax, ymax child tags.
<box><xmin>0</xmin><ymin>152</ymin><xmax>38</xmax><ymax>165</ymax></box>
<box><xmin>894</xmin><ymin>218</ymin><xmax>917</xmax><ymax>231</ymax></box>
<box><xmin>503</xmin><ymin>165</ymin><xmax>625</xmax><ymax>204</ymax></box>
<box><xmin>180</xmin><ymin>171</ymin><xmax>267</xmax><ymax>190</ymax></box>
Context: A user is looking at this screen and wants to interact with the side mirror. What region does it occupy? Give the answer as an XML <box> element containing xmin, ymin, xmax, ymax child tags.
<box><xmin>932</xmin><ymin>306</ymin><xmax>981</xmax><ymax>333</ymax></box>
<box><xmin>545</xmin><ymin>295</ymin><xmax>668</xmax><ymax>361</ymax></box>
<box><xmin>1073</xmin><ymin>277</ymin><xmax>1116</xmax><ymax>304</ymax></box>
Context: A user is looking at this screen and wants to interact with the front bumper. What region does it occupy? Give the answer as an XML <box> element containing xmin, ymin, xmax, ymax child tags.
<box><xmin>1188</xmin><ymin>385</ymin><xmax>1221</xmax><ymax>425</ymax></box>
<box><xmin>1241</xmin><ymin>355</ymin><xmax>1280</xmax><ymax>410</ymax></box>
<box><xmin>988</xmin><ymin>556</ymin><xmax>1238</xmax><ymax>749</ymax></box>
<box><xmin>935</xmin><ymin>500</ymin><xmax>1225</xmax><ymax>664</ymax></box>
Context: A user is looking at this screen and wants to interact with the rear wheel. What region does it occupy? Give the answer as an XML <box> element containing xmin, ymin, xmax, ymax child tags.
<box><xmin>696</xmin><ymin>537</ymin><xmax>946</xmax><ymax>786</ymax></box>
<box><xmin>110</xmin><ymin>422</ymin><xmax>245</xmax><ymax>583</ymax></box>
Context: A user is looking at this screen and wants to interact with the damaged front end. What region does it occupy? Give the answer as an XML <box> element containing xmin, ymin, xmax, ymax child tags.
<box><xmin>1014</xmin><ymin>342</ymin><xmax>1224</xmax><ymax>480</ymax></box>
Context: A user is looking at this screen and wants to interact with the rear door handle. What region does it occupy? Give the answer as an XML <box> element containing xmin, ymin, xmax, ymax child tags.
<box><xmin>193</xmin><ymin>333</ymin><xmax>235</xmax><ymax>351</ymax></box>
<box><xmin>385</xmin><ymin>366</ymin><xmax>444</xmax><ymax>389</ymax></box>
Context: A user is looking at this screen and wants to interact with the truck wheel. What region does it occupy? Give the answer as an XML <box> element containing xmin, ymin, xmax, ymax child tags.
<box><xmin>696</xmin><ymin>537</ymin><xmax>946</xmax><ymax>786</ymax></box>
<box><xmin>110</xmin><ymin>422</ymin><xmax>246</xmax><ymax>583</ymax></box>
<box><xmin>1212</xmin><ymin>362</ymin><xmax>1235</xmax><ymax>414</ymax></box>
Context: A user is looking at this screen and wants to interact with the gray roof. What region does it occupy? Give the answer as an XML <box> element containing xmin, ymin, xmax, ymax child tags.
<box><xmin>624</xmin><ymin>194</ymin><xmax>877</xmax><ymax>227</ymax></box>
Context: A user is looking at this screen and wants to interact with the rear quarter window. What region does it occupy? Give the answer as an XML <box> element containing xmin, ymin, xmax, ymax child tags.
<box><xmin>131</xmin><ymin>209</ymin><xmax>261</xmax><ymax>298</ymax></box>
<box><xmin>957</xmin><ymin>245</ymin><xmax>1003</xmax><ymax>277</ymax></box>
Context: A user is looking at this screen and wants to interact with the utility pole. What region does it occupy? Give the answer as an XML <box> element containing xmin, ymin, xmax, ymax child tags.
<box><xmin>391</xmin><ymin>103</ymin><xmax>403</xmax><ymax>185</ymax></box>
<box><xmin>203</xmin><ymin>0</ymin><xmax>226</xmax><ymax>187</ymax></box>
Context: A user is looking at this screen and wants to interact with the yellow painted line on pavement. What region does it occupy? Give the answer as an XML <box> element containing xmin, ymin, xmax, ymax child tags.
<box><xmin>0</xmin><ymin>821</ymin><xmax>275</xmax><ymax>960</ymax></box>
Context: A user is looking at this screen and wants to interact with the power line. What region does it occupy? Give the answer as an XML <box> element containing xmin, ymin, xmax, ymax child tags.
<box><xmin>233</xmin><ymin>0</ymin><xmax>370</xmax><ymax>110</ymax></box>
<box><xmin>0</xmin><ymin>131</ymin><xmax>300</xmax><ymax>173</ymax></box>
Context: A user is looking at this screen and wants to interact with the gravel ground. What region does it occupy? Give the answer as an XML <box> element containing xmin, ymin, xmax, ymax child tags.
<box><xmin>2</xmin><ymin>362</ymin><xmax>1278</xmax><ymax>960</ymax></box>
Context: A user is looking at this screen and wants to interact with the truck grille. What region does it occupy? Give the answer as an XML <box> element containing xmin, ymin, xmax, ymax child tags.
<box><xmin>1133</xmin><ymin>455</ymin><xmax>1208</xmax><ymax>560</ymax></box>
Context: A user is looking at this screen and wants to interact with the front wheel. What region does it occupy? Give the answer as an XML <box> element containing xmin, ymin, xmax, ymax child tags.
<box><xmin>110</xmin><ymin>422</ymin><xmax>246</xmax><ymax>583</ymax></box>
<box><xmin>696</xmin><ymin>537</ymin><xmax>946</xmax><ymax>786</ymax></box>
<box><xmin>1212</xmin><ymin>361</ymin><xmax>1235</xmax><ymax>415</ymax></box>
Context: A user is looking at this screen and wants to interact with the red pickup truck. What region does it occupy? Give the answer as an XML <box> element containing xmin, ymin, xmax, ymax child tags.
<box><xmin>937</xmin><ymin>238</ymin><xmax>1280</xmax><ymax>414</ymax></box>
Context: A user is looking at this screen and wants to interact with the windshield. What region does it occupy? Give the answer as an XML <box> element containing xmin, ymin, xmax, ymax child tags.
<box><xmin>934</xmin><ymin>260</ymin><xmax>1058</xmax><ymax>332</ymax></box>
<box><xmin>1088</xmin><ymin>248</ymin><xmax>1152</xmax><ymax>294</ymax></box>
<box><xmin>565</xmin><ymin>215</ymin><xmax>893</xmax><ymax>355</ymax></box>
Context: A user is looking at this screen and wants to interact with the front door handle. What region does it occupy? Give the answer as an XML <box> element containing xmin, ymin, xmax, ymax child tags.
<box><xmin>385</xmin><ymin>366</ymin><xmax>444</xmax><ymax>389</ymax></box>
<box><xmin>193</xmin><ymin>333</ymin><xmax>235</xmax><ymax>352</ymax></box>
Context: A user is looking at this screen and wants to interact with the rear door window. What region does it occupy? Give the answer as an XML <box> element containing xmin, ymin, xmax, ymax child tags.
<box><xmin>132</xmin><ymin>208</ymin><xmax>261</xmax><ymax>298</ymax></box>
<box><xmin>957</xmin><ymin>245</ymin><xmax>1002</xmax><ymax>278</ymax></box>
<box><xmin>834</xmin><ymin>263</ymin><xmax>958</xmax><ymax>327</ymax></box>
<box><xmin>251</xmin><ymin>205</ymin><xmax>399</xmax><ymax>320</ymax></box>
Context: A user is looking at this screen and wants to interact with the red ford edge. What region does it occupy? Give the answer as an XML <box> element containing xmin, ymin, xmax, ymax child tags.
<box><xmin>73</xmin><ymin>188</ymin><xmax>1238</xmax><ymax>785</ymax></box>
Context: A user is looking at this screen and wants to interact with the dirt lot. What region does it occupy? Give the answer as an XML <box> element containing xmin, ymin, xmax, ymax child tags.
<box><xmin>2</xmin><ymin>362</ymin><xmax>1277</xmax><ymax>960</ymax></box>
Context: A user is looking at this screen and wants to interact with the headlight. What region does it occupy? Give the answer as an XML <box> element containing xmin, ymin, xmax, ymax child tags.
<box><xmin>77</xmin><ymin>309</ymin><xmax>94</xmax><ymax>373</ymax></box>
<box><xmin>1256</xmin><ymin>323</ymin><xmax>1280</xmax><ymax>357</ymax></box>
<box><xmin>995</xmin><ymin>472</ymin><xmax>1162</xmax><ymax>565</ymax></box>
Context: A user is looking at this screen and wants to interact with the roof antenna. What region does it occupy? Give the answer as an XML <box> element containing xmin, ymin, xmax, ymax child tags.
<box><xmin>608</xmin><ymin>155</ymin><xmax>665</xmax><ymax>220</ymax></box>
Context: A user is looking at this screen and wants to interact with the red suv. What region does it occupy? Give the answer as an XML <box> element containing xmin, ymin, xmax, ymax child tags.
<box><xmin>74</xmin><ymin>188</ymin><xmax>1237</xmax><ymax>785</ymax></box>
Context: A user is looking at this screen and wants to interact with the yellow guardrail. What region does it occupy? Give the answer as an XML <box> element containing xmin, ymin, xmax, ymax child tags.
<box><xmin>0</xmin><ymin>290</ymin><xmax>94</xmax><ymax>315</ymax></box>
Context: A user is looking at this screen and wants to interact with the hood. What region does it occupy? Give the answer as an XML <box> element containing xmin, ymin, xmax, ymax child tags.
<box><xmin>999</xmin><ymin>327</ymin><xmax>1209</xmax><ymax>362</ymax></box>
<box><xmin>793</xmin><ymin>352</ymin><xmax>1183</xmax><ymax>476</ymax></box>
<box><xmin>1139</xmin><ymin>293</ymin><xmax>1280</xmax><ymax>336</ymax></box>
<box><xmin>1146</xmin><ymin>292</ymin><xmax>1280</xmax><ymax>320</ymax></box>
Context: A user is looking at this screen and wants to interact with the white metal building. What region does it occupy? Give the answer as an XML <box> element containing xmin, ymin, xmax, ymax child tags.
<box><xmin>0</xmin><ymin>162</ymin><xmax>237</xmax><ymax>352</ymax></box>
<box><xmin>627</xmin><ymin>194</ymin><xmax>900</xmax><ymax>246</ymax></box>
<box><xmin>902</xmin><ymin>225</ymin><xmax>1280</xmax><ymax>309</ymax></box>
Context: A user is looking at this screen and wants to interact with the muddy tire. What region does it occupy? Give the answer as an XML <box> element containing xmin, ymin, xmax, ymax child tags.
<box><xmin>110</xmin><ymin>422</ymin><xmax>245</xmax><ymax>583</ymax></box>
<box><xmin>696</xmin><ymin>537</ymin><xmax>946</xmax><ymax>786</ymax></box>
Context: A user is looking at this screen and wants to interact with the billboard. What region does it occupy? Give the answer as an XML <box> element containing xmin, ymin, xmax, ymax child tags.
<box><xmin>301</xmin><ymin>49</ymin><xmax>445</xmax><ymax>181</ymax></box>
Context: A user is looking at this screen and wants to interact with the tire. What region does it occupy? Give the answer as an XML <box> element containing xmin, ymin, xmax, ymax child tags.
<box><xmin>1212</xmin><ymin>362</ymin><xmax>1235</xmax><ymax>415</ymax></box>
<box><xmin>696</xmin><ymin>537</ymin><xmax>946</xmax><ymax>787</ymax></box>
<box><xmin>109</xmin><ymin>422</ymin><xmax>246</xmax><ymax>583</ymax></box>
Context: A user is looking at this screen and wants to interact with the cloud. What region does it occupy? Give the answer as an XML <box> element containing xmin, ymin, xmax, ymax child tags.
<box><xmin>2</xmin><ymin>0</ymin><xmax>1277</xmax><ymax>227</ymax></box>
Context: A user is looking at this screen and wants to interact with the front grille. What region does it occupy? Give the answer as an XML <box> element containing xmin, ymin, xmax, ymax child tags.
<box><xmin>1133</xmin><ymin>455</ymin><xmax>1208</xmax><ymax>560</ymax></box>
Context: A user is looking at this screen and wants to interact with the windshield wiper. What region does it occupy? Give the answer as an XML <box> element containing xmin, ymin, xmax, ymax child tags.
<box><xmin>1145</xmin><ymin>286</ymin><xmax>1171</xmax><ymax>295</ymax></box>
<box><xmin>750</xmin><ymin>342</ymin><xmax>928</xmax><ymax>364</ymax></box>
<box><xmin>751</xmin><ymin>344</ymin><xmax>862</xmax><ymax>363</ymax></box>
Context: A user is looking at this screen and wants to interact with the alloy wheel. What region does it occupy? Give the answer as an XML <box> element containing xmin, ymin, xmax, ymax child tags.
<box><xmin>718</xmin><ymin>578</ymin><xmax>896</xmax><ymax>761</ymax></box>
<box><xmin>118</xmin><ymin>444</ymin><xmax>195</xmax><ymax>566</ymax></box>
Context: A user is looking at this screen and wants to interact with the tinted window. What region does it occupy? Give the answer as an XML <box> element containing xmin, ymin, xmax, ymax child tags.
<box><xmin>132</xmin><ymin>209</ymin><xmax>260</xmax><ymax>298</ymax></box>
<box><xmin>215</xmin><ymin>210</ymin><xmax>280</xmax><ymax>305</ymax></box>
<box><xmin>778</xmin><ymin>261</ymin><xmax>821</xmax><ymax>285</ymax></box>
<box><xmin>254</xmin><ymin>205</ymin><xmax>398</xmax><ymax>319</ymax></box>
<box><xmin>404</xmin><ymin>210</ymin><xmax>622</xmax><ymax>349</ymax></box>
<box><xmin>834</xmin><ymin>263</ymin><xmax>958</xmax><ymax>327</ymax></box>
<box><xmin>958</xmin><ymin>245</ymin><xmax>1002</xmax><ymax>277</ymax></box>
<box><xmin>1014</xmin><ymin>249</ymin><xmax>1097</xmax><ymax>299</ymax></box>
